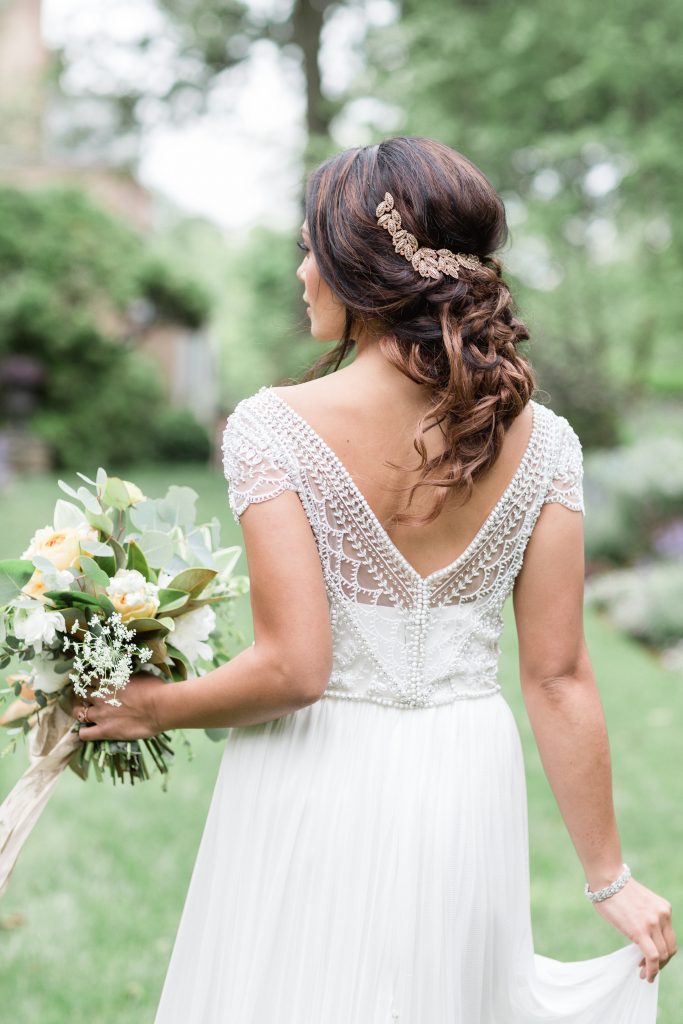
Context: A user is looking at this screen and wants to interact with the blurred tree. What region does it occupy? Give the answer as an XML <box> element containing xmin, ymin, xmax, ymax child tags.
<box><xmin>48</xmin><ymin>0</ymin><xmax>344</xmax><ymax>170</ymax></box>
<box><xmin>355</xmin><ymin>0</ymin><xmax>683</xmax><ymax>431</ymax></box>
<box><xmin>0</xmin><ymin>186</ymin><xmax>212</xmax><ymax>467</ymax></box>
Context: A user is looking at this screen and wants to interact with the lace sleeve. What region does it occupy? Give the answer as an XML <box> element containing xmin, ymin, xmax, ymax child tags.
<box><xmin>221</xmin><ymin>398</ymin><xmax>300</xmax><ymax>525</ymax></box>
<box><xmin>542</xmin><ymin>416</ymin><xmax>585</xmax><ymax>514</ymax></box>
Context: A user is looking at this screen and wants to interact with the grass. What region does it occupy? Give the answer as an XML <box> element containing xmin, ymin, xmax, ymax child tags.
<box><xmin>0</xmin><ymin>465</ymin><xmax>681</xmax><ymax>1021</ymax></box>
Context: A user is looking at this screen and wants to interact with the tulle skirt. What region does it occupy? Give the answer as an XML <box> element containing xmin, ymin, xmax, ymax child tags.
<box><xmin>153</xmin><ymin>691</ymin><xmax>658</xmax><ymax>1023</ymax></box>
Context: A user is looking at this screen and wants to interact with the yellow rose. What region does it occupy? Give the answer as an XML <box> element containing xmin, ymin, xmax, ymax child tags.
<box><xmin>22</xmin><ymin>570</ymin><xmax>47</xmax><ymax>602</ymax></box>
<box><xmin>22</xmin><ymin>523</ymin><xmax>99</xmax><ymax>572</ymax></box>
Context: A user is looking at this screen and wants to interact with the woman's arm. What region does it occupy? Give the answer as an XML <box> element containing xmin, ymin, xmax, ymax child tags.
<box><xmin>75</xmin><ymin>489</ymin><xmax>333</xmax><ymax>734</ymax></box>
<box><xmin>513</xmin><ymin>501</ymin><xmax>676</xmax><ymax>982</ymax></box>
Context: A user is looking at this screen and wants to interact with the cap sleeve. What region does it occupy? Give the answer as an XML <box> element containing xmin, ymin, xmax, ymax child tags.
<box><xmin>542</xmin><ymin>415</ymin><xmax>585</xmax><ymax>514</ymax></box>
<box><xmin>221</xmin><ymin>396</ymin><xmax>300</xmax><ymax>525</ymax></box>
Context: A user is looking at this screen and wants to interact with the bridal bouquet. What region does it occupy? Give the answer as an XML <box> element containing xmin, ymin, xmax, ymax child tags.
<box><xmin>0</xmin><ymin>468</ymin><xmax>249</xmax><ymax>895</ymax></box>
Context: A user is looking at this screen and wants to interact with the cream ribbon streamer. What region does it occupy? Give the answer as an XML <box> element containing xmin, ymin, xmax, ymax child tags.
<box><xmin>0</xmin><ymin>701</ymin><xmax>81</xmax><ymax>898</ymax></box>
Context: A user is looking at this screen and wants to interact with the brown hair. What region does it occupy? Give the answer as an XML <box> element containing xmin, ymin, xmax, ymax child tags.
<box><xmin>300</xmin><ymin>135</ymin><xmax>536</xmax><ymax>527</ymax></box>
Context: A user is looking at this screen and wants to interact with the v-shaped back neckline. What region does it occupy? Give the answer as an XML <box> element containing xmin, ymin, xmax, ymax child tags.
<box><xmin>262</xmin><ymin>385</ymin><xmax>544</xmax><ymax>587</ymax></box>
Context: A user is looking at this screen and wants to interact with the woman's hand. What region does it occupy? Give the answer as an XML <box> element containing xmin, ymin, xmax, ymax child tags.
<box><xmin>65</xmin><ymin>673</ymin><xmax>168</xmax><ymax>741</ymax></box>
<box><xmin>592</xmin><ymin>876</ymin><xmax>677</xmax><ymax>983</ymax></box>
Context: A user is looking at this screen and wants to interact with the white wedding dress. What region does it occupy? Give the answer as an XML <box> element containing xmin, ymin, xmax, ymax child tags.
<box><xmin>154</xmin><ymin>385</ymin><xmax>659</xmax><ymax>1023</ymax></box>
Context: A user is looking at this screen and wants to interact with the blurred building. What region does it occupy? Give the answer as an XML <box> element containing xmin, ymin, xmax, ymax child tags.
<box><xmin>0</xmin><ymin>0</ymin><xmax>218</xmax><ymax>477</ymax></box>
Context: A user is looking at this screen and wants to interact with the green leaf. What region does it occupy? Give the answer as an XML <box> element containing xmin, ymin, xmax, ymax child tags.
<box><xmin>156</xmin><ymin>588</ymin><xmax>189</xmax><ymax>614</ymax></box>
<box><xmin>0</xmin><ymin>560</ymin><xmax>36</xmax><ymax>603</ymax></box>
<box><xmin>127</xmin><ymin>617</ymin><xmax>170</xmax><ymax>635</ymax></box>
<box><xmin>136</xmin><ymin>531</ymin><xmax>174</xmax><ymax>569</ymax></box>
<box><xmin>93</xmin><ymin>553</ymin><xmax>116</xmax><ymax>578</ymax></box>
<box><xmin>44</xmin><ymin>589</ymin><xmax>102</xmax><ymax>608</ymax></box>
<box><xmin>95</xmin><ymin>594</ymin><xmax>116</xmax><ymax>616</ymax></box>
<box><xmin>126</xmin><ymin>540</ymin><xmax>151</xmax><ymax>580</ymax></box>
<box><xmin>167</xmin><ymin>567</ymin><xmax>217</xmax><ymax>598</ymax></box>
<box><xmin>79</xmin><ymin>555</ymin><xmax>110</xmax><ymax>590</ymax></box>
<box><xmin>109</xmin><ymin>538</ymin><xmax>127</xmax><ymax>572</ymax></box>
<box><xmin>102</xmin><ymin>476</ymin><xmax>131</xmax><ymax>510</ymax></box>
<box><xmin>204</xmin><ymin>727</ymin><xmax>230</xmax><ymax>742</ymax></box>
<box><xmin>85</xmin><ymin>511</ymin><xmax>115</xmax><ymax>535</ymax></box>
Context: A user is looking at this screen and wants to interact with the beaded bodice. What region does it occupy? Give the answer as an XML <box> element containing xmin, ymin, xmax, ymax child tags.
<box><xmin>222</xmin><ymin>386</ymin><xmax>584</xmax><ymax>709</ymax></box>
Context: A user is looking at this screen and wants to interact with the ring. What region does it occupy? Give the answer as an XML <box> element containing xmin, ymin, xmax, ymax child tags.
<box><xmin>80</xmin><ymin>704</ymin><xmax>91</xmax><ymax>724</ymax></box>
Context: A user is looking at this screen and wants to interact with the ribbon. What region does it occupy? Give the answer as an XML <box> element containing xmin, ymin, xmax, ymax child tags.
<box><xmin>0</xmin><ymin>700</ymin><xmax>81</xmax><ymax>898</ymax></box>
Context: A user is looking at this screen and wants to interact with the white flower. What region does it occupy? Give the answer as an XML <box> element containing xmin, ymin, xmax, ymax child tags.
<box><xmin>170</xmin><ymin>606</ymin><xmax>216</xmax><ymax>665</ymax></box>
<box><xmin>106</xmin><ymin>569</ymin><xmax>160</xmax><ymax>623</ymax></box>
<box><xmin>30</xmin><ymin>657</ymin><xmax>69</xmax><ymax>694</ymax></box>
<box><xmin>14</xmin><ymin>606</ymin><xmax>66</xmax><ymax>653</ymax></box>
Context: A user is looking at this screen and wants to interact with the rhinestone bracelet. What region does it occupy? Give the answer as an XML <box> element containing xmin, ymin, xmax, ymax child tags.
<box><xmin>584</xmin><ymin>863</ymin><xmax>631</xmax><ymax>903</ymax></box>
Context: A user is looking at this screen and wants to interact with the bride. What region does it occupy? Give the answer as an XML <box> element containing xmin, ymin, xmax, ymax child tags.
<box><xmin>72</xmin><ymin>136</ymin><xmax>676</xmax><ymax>1022</ymax></box>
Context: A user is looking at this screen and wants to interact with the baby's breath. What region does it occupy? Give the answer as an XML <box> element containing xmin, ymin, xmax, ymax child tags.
<box><xmin>63</xmin><ymin>612</ymin><xmax>152</xmax><ymax>706</ymax></box>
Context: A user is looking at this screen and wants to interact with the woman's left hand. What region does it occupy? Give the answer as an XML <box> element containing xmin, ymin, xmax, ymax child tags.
<box><xmin>65</xmin><ymin>673</ymin><xmax>168</xmax><ymax>741</ymax></box>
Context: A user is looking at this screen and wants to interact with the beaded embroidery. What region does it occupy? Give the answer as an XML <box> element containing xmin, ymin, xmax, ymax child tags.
<box><xmin>222</xmin><ymin>388</ymin><xmax>584</xmax><ymax>709</ymax></box>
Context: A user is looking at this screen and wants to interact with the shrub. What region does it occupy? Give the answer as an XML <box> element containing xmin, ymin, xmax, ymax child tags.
<box><xmin>585</xmin><ymin>563</ymin><xmax>683</xmax><ymax>648</ymax></box>
<box><xmin>151</xmin><ymin>408</ymin><xmax>212</xmax><ymax>463</ymax></box>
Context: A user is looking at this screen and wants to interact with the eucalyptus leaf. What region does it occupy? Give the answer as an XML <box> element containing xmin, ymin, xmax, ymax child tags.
<box><xmin>77</xmin><ymin>471</ymin><xmax>98</xmax><ymax>487</ymax></box>
<box><xmin>204</xmin><ymin>727</ymin><xmax>230</xmax><ymax>742</ymax></box>
<box><xmin>77</xmin><ymin>486</ymin><xmax>102</xmax><ymax>515</ymax></box>
<box><xmin>136</xmin><ymin>531</ymin><xmax>175</xmax><ymax>569</ymax></box>
<box><xmin>102</xmin><ymin>476</ymin><xmax>131</xmax><ymax>511</ymax></box>
<box><xmin>53</xmin><ymin>499</ymin><xmax>87</xmax><ymax>530</ymax></box>
<box><xmin>79</xmin><ymin>555</ymin><xmax>110</xmax><ymax>590</ymax></box>
<box><xmin>57</xmin><ymin>479</ymin><xmax>80</xmax><ymax>500</ymax></box>
<box><xmin>0</xmin><ymin>560</ymin><xmax>34</xmax><ymax>603</ymax></box>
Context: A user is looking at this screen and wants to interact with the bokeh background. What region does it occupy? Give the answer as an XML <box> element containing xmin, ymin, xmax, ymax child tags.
<box><xmin>0</xmin><ymin>1</ymin><xmax>681</xmax><ymax>1020</ymax></box>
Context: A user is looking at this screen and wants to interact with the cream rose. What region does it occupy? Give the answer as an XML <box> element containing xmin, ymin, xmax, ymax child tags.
<box><xmin>106</xmin><ymin>569</ymin><xmax>160</xmax><ymax>623</ymax></box>
<box><xmin>22</xmin><ymin>523</ymin><xmax>99</xmax><ymax>572</ymax></box>
<box><xmin>22</xmin><ymin>566</ymin><xmax>74</xmax><ymax>604</ymax></box>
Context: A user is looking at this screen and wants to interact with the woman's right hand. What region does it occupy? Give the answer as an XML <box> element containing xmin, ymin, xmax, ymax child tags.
<box><xmin>592</xmin><ymin>876</ymin><xmax>676</xmax><ymax>982</ymax></box>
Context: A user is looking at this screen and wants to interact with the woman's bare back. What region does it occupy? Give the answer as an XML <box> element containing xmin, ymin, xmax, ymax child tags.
<box><xmin>273</xmin><ymin>371</ymin><xmax>535</xmax><ymax>581</ymax></box>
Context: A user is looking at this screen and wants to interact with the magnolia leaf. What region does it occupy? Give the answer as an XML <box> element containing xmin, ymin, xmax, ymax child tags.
<box><xmin>127</xmin><ymin>617</ymin><xmax>170</xmax><ymax>636</ymax></box>
<box><xmin>157</xmin><ymin>589</ymin><xmax>190</xmax><ymax>614</ymax></box>
<box><xmin>43</xmin><ymin>589</ymin><xmax>101</xmax><ymax>607</ymax></box>
<box><xmin>0</xmin><ymin>560</ymin><xmax>34</xmax><ymax>603</ymax></box>
<box><xmin>95</xmin><ymin>594</ymin><xmax>116</xmax><ymax>616</ymax></box>
<box><xmin>167</xmin><ymin>567</ymin><xmax>217</xmax><ymax>597</ymax></box>
<box><xmin>109</xmin><ymin>538</ymin><xmax>127</xmax><ymax>572</ymax></box>
<box><xmin>126</xmin><ymin>540</ymin><xmax>151</xmax><ymax>580</ymax></box>
<box><xmin>157</xmin><ymin>616</ymin><xmax>176</xmax><ymax>632</ymax></box>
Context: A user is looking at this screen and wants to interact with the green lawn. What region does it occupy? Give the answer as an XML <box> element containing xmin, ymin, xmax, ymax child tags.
<box><xmin>1</xmin><ymin>466</ymin><xmax>681</xmax><ymax>1021</ymax></box>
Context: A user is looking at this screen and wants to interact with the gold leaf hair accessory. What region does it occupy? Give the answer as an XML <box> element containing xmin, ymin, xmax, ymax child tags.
<box><xmin>375</xmin><ymin>192</ymin><xmax>481</xmax><ymax>280</ymax></box>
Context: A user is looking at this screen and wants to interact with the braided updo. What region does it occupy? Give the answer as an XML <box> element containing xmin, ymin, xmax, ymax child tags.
<box><xmin>301</xmin><ymin>135</ymin><xmax>536</xmax><ymax>527</ymax></box>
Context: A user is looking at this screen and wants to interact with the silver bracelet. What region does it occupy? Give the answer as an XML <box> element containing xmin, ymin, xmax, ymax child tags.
<box><xmin>584</xmin><ymin>863</ymin><xmax>631</xmax><ymax>903</ymax></box>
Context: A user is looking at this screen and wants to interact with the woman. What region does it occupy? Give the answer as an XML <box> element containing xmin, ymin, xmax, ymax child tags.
<box><xmin>73</xmin><ymin>137</ymin><xmax>676</xmax><ymax>1022</ymax></box>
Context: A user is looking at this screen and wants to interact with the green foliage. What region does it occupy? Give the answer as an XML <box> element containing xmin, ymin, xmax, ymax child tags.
<box><xmin>151</xmin><ymin>408</ymin><xmax>212</xmax><ymax>463</ymax></box>
<box><xmin>137</xmin><ymin>256</ymin><xmax>211</xmax><ymax>328</ymax></box>
<box><xmin>585</xmin><ymin>564</ymin><xmax>683</xmax><ymax>648</ymax></box>
<box><xmin>0</xmin><ymin>186</ymin><xmax>212</xmax><ymax>468</ymax></box>
<box><xmin>584</xmin><ymin>436</ymin><xmax>683</xmax><ymax>565</ymax></box>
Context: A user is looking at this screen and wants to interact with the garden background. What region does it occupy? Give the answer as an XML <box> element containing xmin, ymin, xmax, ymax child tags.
<box><xmin>0</xmin><ymin>0</ymin><xmax>681</xmax><ymax>1020</ymax></box>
